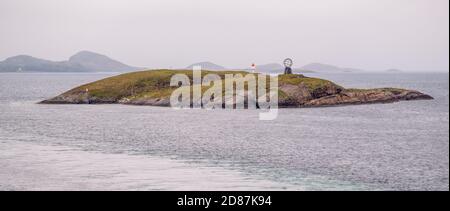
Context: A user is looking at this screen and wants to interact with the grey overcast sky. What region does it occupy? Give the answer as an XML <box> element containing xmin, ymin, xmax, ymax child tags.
<box><xmin>0</xmin><ymin>0</ymin><xmax>448</xmax><ymax>71</ymax></box>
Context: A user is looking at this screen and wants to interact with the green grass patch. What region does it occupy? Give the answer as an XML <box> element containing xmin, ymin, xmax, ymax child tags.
<box><xmin>62</xmin><ymin>70</ymin><xmax>339</xmax><ymax>102</ymax></box>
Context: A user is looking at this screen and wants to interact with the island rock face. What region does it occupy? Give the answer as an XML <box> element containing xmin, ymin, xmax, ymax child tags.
<box><xmin>41</xmin><ymin>70</ymin><xmax>433</xmax><ymax>107</ymax></box>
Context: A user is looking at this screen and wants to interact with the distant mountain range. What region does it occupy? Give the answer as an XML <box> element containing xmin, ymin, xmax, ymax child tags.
<box><xmin>185</xmin><ymin>61</ymin><xmax>365</xmax><ymax>73</ymax></box>
<box><xmin>185</xmin><ymin>62</ymin><xmax>227</xmax><ymax>71</ymax></box>
<box><xmin>185</xmin><ymin>62</ymin><xmax>313</xmax><ymax>73</ymax></box>
<box><xmin>301</xmin><ymin>63</ymin><xmax>364</xmax><ymax>73</ymax></box>
<box><xmin>0</xmin><ymin>51</ymin><xmax>142</xmax><ymax>72</ymax></box>
<box><xmin>1</xmin><ymin>53</ymin><xmax>402</xmax><ymax>74</ymax></box>
<box><xmin>186</xmin><ymin>62</ymin><xmax>370</xmax><ymax>73</ymax></box>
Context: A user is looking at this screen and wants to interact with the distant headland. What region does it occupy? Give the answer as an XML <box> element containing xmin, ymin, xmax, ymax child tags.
<box><xmin>0</xmin><ymin>51</ymin><xmax>142</xmax><ymax>73</ymax></box>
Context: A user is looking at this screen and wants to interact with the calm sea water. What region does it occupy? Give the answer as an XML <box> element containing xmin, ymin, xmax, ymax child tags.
<box><xmin>0</xmin><ymin>72</ymin><xmax>448</xmax><ymax>191</ymax></box>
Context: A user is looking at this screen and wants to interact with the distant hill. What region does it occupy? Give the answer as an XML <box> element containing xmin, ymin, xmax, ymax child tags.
<box><xmin>186</xmin><ymin>62</ymin><xmax>226</xmax><ymax>71</ymax></box>
<box><xmin>256</xmin><ymin>63</ymin><xmax>284</xmax><ymax>73</ymax></box>
<box><xmin>301</xmin><ymin>63</ymin><xmax>364</xmax><ymax>73</ymax></box>
<box><xmin>67</xmin><ymin>51</ymin><xmax>141</xmax><ymax>72</ymax></box>
<box><xmin>0</xmin><ymin>51</ymin><xmax>142</xmax><ymax>72</ymax></box>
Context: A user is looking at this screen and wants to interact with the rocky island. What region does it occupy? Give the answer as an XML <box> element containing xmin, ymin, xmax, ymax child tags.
<box><xmin>41</xmin><ymin>70</ymin><xmax>433</xmax><ymax>107</ymax></box>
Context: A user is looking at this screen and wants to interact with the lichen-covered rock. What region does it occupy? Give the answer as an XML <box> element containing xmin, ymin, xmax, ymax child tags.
<box><xmin>304</xmin><ymin>88</ymin><xmax>433</xmax><ymax>107</ymax></box>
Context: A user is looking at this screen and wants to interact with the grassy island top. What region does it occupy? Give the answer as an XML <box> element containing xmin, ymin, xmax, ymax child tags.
<box><xmin>63</xmin><ymin>69</ymin><xmax>337</xmax><ymax>102</ymax></box>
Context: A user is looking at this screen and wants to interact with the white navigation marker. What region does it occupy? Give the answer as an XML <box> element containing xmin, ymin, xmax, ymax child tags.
<box><xmin>251</xmin><ymin>63</ymin><xmax>257</xmax><ymax>73</ymax></box>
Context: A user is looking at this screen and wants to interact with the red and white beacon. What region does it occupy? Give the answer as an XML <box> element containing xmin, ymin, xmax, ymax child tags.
<box><xmin>251</xmin><ymin>63</ymin><xmax>257</xmax><ymax>73</ymax></box>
